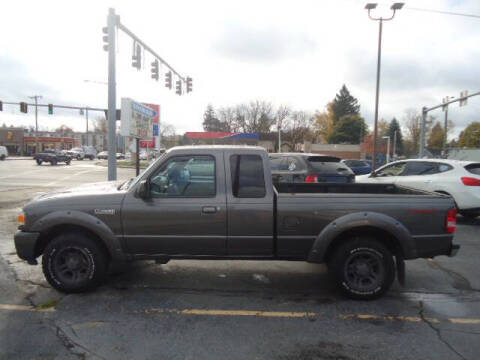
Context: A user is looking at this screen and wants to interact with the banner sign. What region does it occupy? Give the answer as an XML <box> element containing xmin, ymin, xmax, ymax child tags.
<box><xmin>120</xmin><ymin>98</ymin><xmax>157</xmax><ymax>139</ymax></box>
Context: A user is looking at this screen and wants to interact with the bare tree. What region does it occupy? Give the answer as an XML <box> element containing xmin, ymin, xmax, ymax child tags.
<box><xmin>93</xmin><ymin>116</ymin><xmax>108</xmax><ymax>134</ymax></box>
<box><xmin>282</xmin><ymin>111</ymin><xmax>314</xmax><ymax>151</ymax></box>
<box><xmin>160</xmin><ymin>123</ymin><xmax>177</xmax><ymax>148</ymax></box>
<box><xmin>403</xmin><ymin>109</ymin><xmax>435</xmax><ymax>155</ymax></box>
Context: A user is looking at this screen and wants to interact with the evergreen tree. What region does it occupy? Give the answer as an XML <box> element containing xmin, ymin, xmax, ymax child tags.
<box><xmin>329</xmin><ymin>114</ymin><xmax>368</xmax><ymax>144</ymax></box>
<box><xmin>331</xmin><ymin>85</ymin><xmax>360</xmax><ymax>123</ymax></box>
<box><xmin>202</xmin><ymin>104</ymin><xmax>229</xmax><ymax>132</ymax></box>
<box><xmin>387</xmin><ymin>118</ymin><xmax>404</xmax><ymax>155</ymax></box>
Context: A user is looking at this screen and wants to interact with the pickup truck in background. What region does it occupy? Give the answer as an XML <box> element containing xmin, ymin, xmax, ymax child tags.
<box><xmin>33</xmin><ymin>149</ymin><xmax>72</xmax><ymax>166</ymax></box>
<box><xmin>15</xmin><ymin>146</ymin><xmax>459</xmax><ymax>300</ymax></box>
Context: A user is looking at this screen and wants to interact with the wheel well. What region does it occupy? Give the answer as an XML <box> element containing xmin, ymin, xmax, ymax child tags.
<box><xmin>323</xmin><ymin>226</ymin><xmax>403</xmax><ymax>263</ymax></box>
<box><xmin>35</xmin><ymin>224</ymin><xmax>111</xmax><ymax>260</ymax></box>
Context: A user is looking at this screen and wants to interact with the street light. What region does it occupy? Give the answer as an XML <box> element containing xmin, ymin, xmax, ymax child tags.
<box><xmin>383</xmin><ymin>135</ymin><xmax>391</xmax><ymax>164</ymax></box>
<box><xmin>365</xmin><ymin>2</ymin><xmax>403</xmax><ymax>170</ymax></box>
<box><xmin>442</xmin><ymin>95</ymin><xmax>455</xmax><ymax>156</ymax></box>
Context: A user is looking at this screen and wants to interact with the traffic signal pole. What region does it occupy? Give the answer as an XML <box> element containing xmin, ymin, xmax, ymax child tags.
<box><xmin>419</xmin><ymin>90</ymin><xmax>480</xmax><ymax>158</ymax></box>
<box><xmin>29</xmin><ymin>95</ymin><xmax>42</xmax><ymax>154</ymax></box>
<box><xmin>106</xmin><ymin>8</ymin><xmax>117</xmax><ymax>181</ymax></box>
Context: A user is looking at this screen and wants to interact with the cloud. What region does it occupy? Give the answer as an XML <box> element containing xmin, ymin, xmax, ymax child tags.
<box><xmin>213</xmin><ymin>23</ymin><xmax>316</xmax><ymax>63</ymax></box>
<box><xmin>0</xmin><ymin>56</ymin><xmax>59</xmax><ymax>100</ymax></box>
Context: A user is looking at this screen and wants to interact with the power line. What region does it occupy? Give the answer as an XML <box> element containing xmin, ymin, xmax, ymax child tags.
<box><xmin>404</xmin><ymin>6</ymin><xmax>480</xmax><ymax>19</ymax></box>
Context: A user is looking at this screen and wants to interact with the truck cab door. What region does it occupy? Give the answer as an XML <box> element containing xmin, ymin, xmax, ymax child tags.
<box><xmin>121</xmin><ymin>152</ymin><xmax>227</xmax><ymax>256</ymax></box>
<box><xmin>225</xmin><ymin>151</ymin><xmax>274</xmax><ymax>256</ymax></box>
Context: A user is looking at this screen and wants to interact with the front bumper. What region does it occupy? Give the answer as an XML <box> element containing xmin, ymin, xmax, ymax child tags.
<box><xmin>14</xmin><ymin>230</ymin><xmax>40</xmax><ymax>264</ymax></box>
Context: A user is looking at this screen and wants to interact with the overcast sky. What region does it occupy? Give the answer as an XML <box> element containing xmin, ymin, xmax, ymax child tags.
<box><xmin>0</xmin><ymin>0</ymin><xmax>479</xmax><ymax>141</ymax></box>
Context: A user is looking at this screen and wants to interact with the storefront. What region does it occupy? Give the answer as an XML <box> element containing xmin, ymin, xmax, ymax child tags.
<box><xmin>24</xmin><ymin>136</ymin><xmax>77</xmax><ymax>155</ymax></box>
<box><xmin>0</xmin><ymin>127</ymin><xmax>25</xmax><ymax>155</ymax></box>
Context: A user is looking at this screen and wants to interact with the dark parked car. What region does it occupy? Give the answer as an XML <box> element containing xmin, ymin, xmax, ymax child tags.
<box><xmin>269</xmin><ymin>153</ymin><xmax>355</xmax><ymax>183</ymax></box>
<box><xmin>341</xmin><ymin>159</ymin><xmax>373</xmax><ymax>175</ymax></box>
<box><xmin>33</xmin><ymin>149</ymin><xmax>72</xmax><ymax>166</ymax></box>
<box><xmin>15</xmin><ymin>146</ymin><xmax>459</xmax><ymax>300</ymax></box>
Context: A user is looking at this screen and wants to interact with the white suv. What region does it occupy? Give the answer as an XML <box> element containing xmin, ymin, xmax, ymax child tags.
<box><xmin>356</xmin><ymin>159</ymin><xmax>480</xmax><ymax>218</ymax></box>
<box><xmin>0</xmin><ymin>146</ymin><xmax>7</xmax><ymax>160</ymax></box>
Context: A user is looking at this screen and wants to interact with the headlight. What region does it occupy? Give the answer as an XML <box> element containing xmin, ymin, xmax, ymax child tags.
<box><xmin>18</xmin><ymin>212</ymin><xmax>25</xmax><ymax>224</ymax></box>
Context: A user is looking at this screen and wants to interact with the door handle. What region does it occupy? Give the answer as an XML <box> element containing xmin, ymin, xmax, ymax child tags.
<box><xmin>202</xmin><ymin>206</ymin><xmax>217</xmax><ymax>214</ymax></box>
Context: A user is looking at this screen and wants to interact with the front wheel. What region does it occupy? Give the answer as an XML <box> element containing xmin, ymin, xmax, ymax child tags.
<box><xmin>328</xmin><ymin>237</ymin><xmax>395</xmax><ymax>300</ymax></box>
<box><xmin>0</xmin><ymin>155</ymin><xmax>5</xmax><ymax>160</ymax></box>
<box><xmin>36</xmin><ymin>159</ymin><xmax>42</xmax><ymax>165</ymax></box>
<box><xmin>66</xmin><ymin>159</ymin><xmax>71</xmax><ymax>165</ymax></box>
<box><xmin>42</xmin><ymin>233</ymin><xmax>109</xmax><ymax>293</ymax></box>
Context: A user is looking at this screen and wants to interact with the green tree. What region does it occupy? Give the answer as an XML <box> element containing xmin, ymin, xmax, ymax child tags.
<box><xmin>459</xmin><ymin>122</ymin><xmax>480</xmax><ymax>148</ymax></box>
<box><xmin>330</xmin><ymin>114</ymin><xmax>368</xmax><ymax>144</ymax></box>
<box><xmin>331</xmin><ymin>85</ymin><xmax>360</xmax><ymax>124</ymax></box>
<box><xmin>388</xmin><ymin>117</ymin><xmax>404</xmax><ymax>155</ymax></box>
<box><xmin>202</xmin><ymin>104</ymin><xmax>229</xmax><ymax>132</ymax></box>
<box><xmin>427</xmin><ymin>122</ymin><xmax>445</xmax><ymax>151</ymax></box>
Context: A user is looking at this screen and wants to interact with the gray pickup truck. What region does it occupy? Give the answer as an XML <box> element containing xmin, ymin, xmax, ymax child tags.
<box><xmin>14</xmin><ymin>146</ymin><xmax>459</xmax><ymax>300</ymax></box>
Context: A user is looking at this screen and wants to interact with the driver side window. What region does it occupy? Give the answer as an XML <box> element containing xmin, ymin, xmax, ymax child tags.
<box><xmin>376</xmin><ymin>162</ymin><xmax>406</xmax><ymax>177</ymax></box>
<box><xmin>149</xmin><ymin>155</ymin><xmax>216</xmax><ymax>197</ymax></box>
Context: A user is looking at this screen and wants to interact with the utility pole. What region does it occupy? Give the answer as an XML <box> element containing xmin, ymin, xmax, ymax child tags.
<box><xmin>442</xmin><ymin>96</ymin><xmax>454</xmax><ymax>156</ymax></box>
<box><xmin>278</xmin><ymin>121</ymin><xmax>281</xmax><ymax>153</ymax></box>
<box><xmin>85</xmin><ymin>108</ymin><xmax>89</xmax><ymax>146</ymax></box>
<box><xmin>393</xmin><ymin>130</ymin><xmax>397</xmax><ymax>159</ymax></box>
<box><xmin>106</xmin><ymin>8</ymin><xmax>117</xmax><ymax>181</ymax></box>
<box><xmin>29</xmin><ymin>95</ymin><xmax>42</xmax><ymax>154</ymax></box>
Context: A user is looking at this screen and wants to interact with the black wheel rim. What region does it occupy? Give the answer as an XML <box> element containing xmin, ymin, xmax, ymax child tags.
<box><xmin>53</xmin><ymin>247</ymin><xmax>92</xmax><ymax>285</ymax></box>
<box><xmin>344</xmin><ymin>250</ymin><xmax>384</xmax><ymax>293</ymax></box>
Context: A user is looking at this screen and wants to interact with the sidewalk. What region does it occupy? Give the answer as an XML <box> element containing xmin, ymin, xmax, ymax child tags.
<box><xmin>4</xmin><ymin>157</ymin><xmax>32</xmax><ymax>160</ymax></box>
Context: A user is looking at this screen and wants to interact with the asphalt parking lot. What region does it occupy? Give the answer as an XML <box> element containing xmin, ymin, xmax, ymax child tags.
<box><xmin>0</xmin><ymin>158</ymin><xmax>479</xmax><ymax>360</ymax></box>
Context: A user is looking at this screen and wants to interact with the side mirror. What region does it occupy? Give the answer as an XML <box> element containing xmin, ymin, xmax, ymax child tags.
<box><xmin>137</xmin><ymin>179</ymin><xmax>150</xmax><ymax>199</ymax></box>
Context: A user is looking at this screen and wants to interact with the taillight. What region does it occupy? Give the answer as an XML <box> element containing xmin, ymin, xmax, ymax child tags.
<box><xmin>446</xmin><ymin>208</ymin><xmax>457</xmax><ymax>234</ymax></box>
<box><xmin>461</xmin><ymin>177</ymin><xmax>480</xmax><ymax>186</ymax></box>
<box><xmin>305</xmin><ymin>175</ymin><xmax>318</xmax><ymax>183</ymax></box>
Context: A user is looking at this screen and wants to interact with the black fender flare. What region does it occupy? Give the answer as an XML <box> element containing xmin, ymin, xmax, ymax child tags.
<box><xmin>30</xmin><ymin>210</ymin><xmax>126</xmax><ymax>263</ymax></box>
<box><xmin>307</xmin><ymin>211</ymin><xmax>417</xmax><ymax>263</ymax></box>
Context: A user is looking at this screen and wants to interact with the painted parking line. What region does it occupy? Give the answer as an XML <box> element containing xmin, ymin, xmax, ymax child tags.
<box><xmin>1</xmin><ymin>303</ymin><xmax>480</xmax><ymax>325</ymax></box>
<box><xmin>0</xmin><ymin>304</ymin><xmax>54</xmax><ymax>312</ymax></box>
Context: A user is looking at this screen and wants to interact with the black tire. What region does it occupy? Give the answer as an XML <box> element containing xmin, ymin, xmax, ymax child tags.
<box><xmin>36</xmin><ymin>159</ymin><xmax>42</xmax><ymax>165</ymax></box>
<box><xmin>50</xmin><ymin>159</ymin><xmax>57</xmax><ymax>166</ymax></box>
<box><xmin>0</xmin><ymin>155</ymin><xmax>5</xmax><ymax>160</ymax></box>
<box><xmin>42</xmin><ymin>233</ymin><xmax>109</xmax><ymax>293</ymax></box>
<box><xmin>66</xmin><ymin>159</ymin><xmax>71</xmax><ymax>165</ymax></box>
<box><xmin>328</xmin><ymin>237</ymin><xmax>395</xmax><ymax>300</ymax></box>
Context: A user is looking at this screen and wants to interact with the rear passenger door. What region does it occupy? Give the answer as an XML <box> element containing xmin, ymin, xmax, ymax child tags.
<box><xmin>225</xmin><ymin>151</ymin><xmax>274</xmax><ymax>256</ymax></box>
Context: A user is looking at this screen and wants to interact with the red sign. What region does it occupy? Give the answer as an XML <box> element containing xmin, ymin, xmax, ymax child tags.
<box><xmin>140</xmin><ymin>103</ymin><xmax>159</xmax><ymax>148</ymax></box>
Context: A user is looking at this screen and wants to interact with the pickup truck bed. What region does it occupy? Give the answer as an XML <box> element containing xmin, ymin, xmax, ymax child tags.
<box><xmin>14</xmin><ymin>145</ymin><xmax>459</xmax><ymax>300</ymax></box>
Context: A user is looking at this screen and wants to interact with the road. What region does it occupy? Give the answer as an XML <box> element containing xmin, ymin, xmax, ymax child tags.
<box><xmin>0</xmin><ymin>158</ymin><xmax>479</xmax><ymax>359</ymax></box>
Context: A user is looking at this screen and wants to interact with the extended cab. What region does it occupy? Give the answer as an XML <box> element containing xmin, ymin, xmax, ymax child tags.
<box><xmin>15</xmin><ymin>146</ymin><xmax>459</xmax><ymax>299</ymax></box>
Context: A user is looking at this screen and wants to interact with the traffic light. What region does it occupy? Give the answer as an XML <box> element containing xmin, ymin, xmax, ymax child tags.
<box><xmin>132</xmin><ymin>43</ymin><xmax>141</xmax><ymax>70</ymax></box>
<box><xmin>20</xmin><ymin>102</ymin><xmax>28</xmax><ymax>113</ymax></box>
<box><xmin>151</xmin><ymin>59</ymin><xmax>159</xmax><ymax>81</ymax></box>
<box><xmin>175</xmin><ymin>80</ymin><xmax>182</xmax><ymax>96</ymax></box>
<box><xmin>186</xmin><ymin>77</ymin><xmax>193</xmax><ymax>93</ymax></box>
<box><xmin>165</xmin><ymin>71</ymin><xmax>172</xmax><ymax>89</ymax></box>
<box><xmin>0</xmin><ymin>101</ymin><xmax>3</xmax><ymax>111</ymax></box>
<box><xmin>102</xmin><ymin>26</ymin><xmax>109</xmax><ymax>51</ymax></box>
<box><xmin>48</xmin><ymin>104</ymin><xmax>53</xmax><ymax>115</ymax></box>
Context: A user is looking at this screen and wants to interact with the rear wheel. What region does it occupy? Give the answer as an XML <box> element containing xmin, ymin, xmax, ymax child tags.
<box><xmin>66</xmin><ymin>159</ymin><xmax>71</xmax><ymax>165</ymax></box>
<box><xmin>36</xmin><ymin>159</ymin><xmax>42</xmax><ymax>165</ymax></box>
<box><xmin>0</xmin><ymin>155</ymin><xmax>5</xmax><ymax>160</ymax></box>
<box><xmin>329</xmin><ymin>237</ymin><xmax>395</xmax><ymax>300</ymax></box>
<box><xmin>42</xmin><ymin>233</ymin><xmax>109</xmax><ymax>293</ymax></box>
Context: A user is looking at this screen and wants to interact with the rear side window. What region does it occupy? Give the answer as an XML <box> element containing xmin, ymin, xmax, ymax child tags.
<box><xmin>230</xmin><ymin>155</ymin><xmax>266</xmax><ymax>198</ymax></box>
<box><xmin>345</xmin><ymin>160</ymin><xmax>368</xmax><ymax>167</ymax></box>
<box><xmin>465</xmin><ymin>163</ymin><xmax>480</xmax><ymax>175</ymax></box>
<box><xmin>269</xmin><ymin>156</ymin><xmax>287</xmax><ymax>171</ymax></box>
